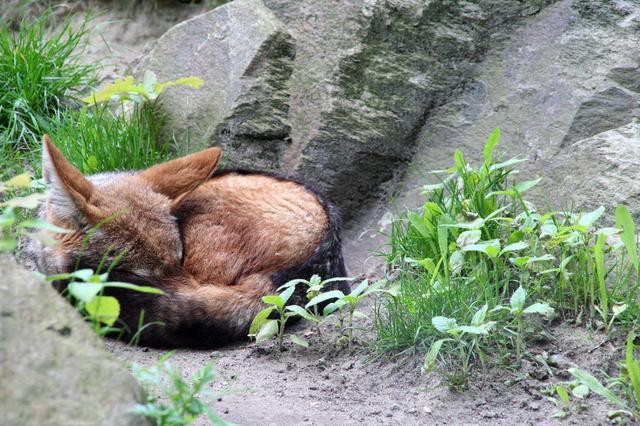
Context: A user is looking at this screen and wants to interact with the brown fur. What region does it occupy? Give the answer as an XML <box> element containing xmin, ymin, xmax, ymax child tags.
<box><xmin>25</xmin><ymin>136</ymin><xmax>347</xmax><ymax>347</ymax></box>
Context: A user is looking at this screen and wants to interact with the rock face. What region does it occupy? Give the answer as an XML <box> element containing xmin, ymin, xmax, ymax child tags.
<box><xmin>544</xmin><ymin>122</ymin><xmax>640</xmax><ymax>215</ymax></box>
<box><xmin>136</xmin><ymin>0</ymin><xmax>295</xmax><ymax>171</ymax></box>
<box><xmin>0</xmin><ymin>255</ymin><xmax>145</xmax><ymax>426</ymax></box>
<box><xmin>340</xmin><ymin>0</ymin><xmax>640</xmax><ymax>272</ymax></box>
<box><xmin>144</xmin><ymin>0</ymin><xmax>554</xmax><ymax>220</ymax></box>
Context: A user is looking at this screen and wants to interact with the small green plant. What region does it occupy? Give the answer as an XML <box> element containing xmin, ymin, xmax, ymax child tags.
<box><xmin>45</xmin><ymin>267</ymin><xmax>163</xmax><ymax>335</ymax></box>
<box><xmin>249</xmin><ymin>284</ymin><xmax>306</xmax><ymax>350</ymax></box>
<box><xmin>0</xmin><ymin>172</ymin><xmax>60</xmax><ymax>251</ymax></box>
<box><xmin>495</xmin><ymin>286</ymin><xmax>554</xmax><ymax>362</ymax></box>
<box><xmin>423</xmin><ymin>304</ymin><xmax>495</xmax><ymax>389</ymax></box>
<box><xmin>376</xmin><ymin>128</ymin><xmax>640</xmax><ymax>389</ymax></box>
<box><xmin>82</xmin><ymin>71</ymin><xmax>203</xmax><ymax>106</ymax></box>
<box><xmin>566</xmin><ymin>333</ymin><xmax>640</xmax><ymax>420</ymax></box>
<box><xmin>323</xmin><ymin>278</ymin><xmax>388</xmax><ymax>347</ymax></box>
<box><xmin>131</xmin><ymin>353</ymin><xmax>230</xmax><ymax>426</ymax></box>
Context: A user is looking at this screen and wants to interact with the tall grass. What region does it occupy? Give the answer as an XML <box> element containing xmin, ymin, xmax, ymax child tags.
<box><xmin>375</xmin><ymin>129</ymin><xmax>640</xmax><ymax>355</ymax></box>
<box><xmin>46</xmin><ymin>104</ymin><xmax>174</xmax><ymax>174</ymax></box>
<box><xmin>0</xmin><ymin>13</ymin><xmax>97</xmax><ymax>150</ymax></box>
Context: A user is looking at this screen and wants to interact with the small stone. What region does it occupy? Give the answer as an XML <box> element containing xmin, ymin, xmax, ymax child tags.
<box><xmin>224</xmin><ymin>408</ymin><xmax>229</xmax><ymax>414</ymax></box>
<box><xmin>209</xmin><ymin>351</ymin><xmax>221</xmax><ymax>358</ymax></box>
<box><xmin>391</xmin><ymin>404</ymin><xmax>401</xmax><ymax>411</ymax></box>
<box><xmin>309</xmin><ymin>386</ymin><xmax>318</xmax><ymax>390</ymax></box>
<box><xmin>385</xmin><ymin>412</ymin><xmax>393</xmax><ymax>418</ymax></box>
<box><xmin>548</xmin><ymin>354</ymin><xmax>577</xmax><ymax>370</ymax></box>
<box><xmin>423</xmin><ymin>406</ymin><xmax>432</xmax><ymax>414</ymax></box>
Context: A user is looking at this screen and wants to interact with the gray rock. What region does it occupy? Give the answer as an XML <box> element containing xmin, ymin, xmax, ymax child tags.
<box><xmin>137</xmin><ymin>0</ymin><xmax>295</xmax><ymax>171</ymax></box>
<box><xmin>561</xmin><ymin>86</ymin><xmax>639</xmax><ymax>146</ymax></box>
<box><xmin>608</xmin><ymin>65</ymin><xmax>640</xmax><ymax>93</ymax></box>
<box><xmin>545</xmin><ymin>122</ymin><xmax>640</xmax><ymax>216</ymax></box>
<box><xmin>264</xmin><ymin>0</ymin><xmax>555</xmax><ymax>220</ymax></box>
<box><xmin>0</xmin><ymin>255</ymin><xmax>145</xmax><ymax>426</ymax></box>
<box><xmin>143</xmin><ymin>0</ymin><xmax>554</xmax><ymax>221</ymax></box>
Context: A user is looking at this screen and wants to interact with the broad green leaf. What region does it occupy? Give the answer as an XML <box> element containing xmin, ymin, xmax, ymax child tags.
<box><xmin>4</xmin><ymin>173</ymin><xmax>32</xmax><ymax>188</ymax></box>
<box><xmin>422</xmin><ymin>338</ymin><xmax>446</xmax><ymax>373</ymax></box>
<box><xmin>449</xmin><ymin>250</ymin><xmax>465</xmax><ymax>275</ymax></box>
<box><xmin>255</xmin><ymin>320</ymin><xmax>278</xmax><ymax>343</ymax></box>
<box><xmin>471</xmin><ymin>304</ymin><xmax>488</xmax><ymax>325</ymax></box>
<box><xmin>510</xmin><ymin>286</ymin><xmax>526</xmax><ymax>312</ymax></box>
<box><xmin>540</xmin><ymin>220</ymin><xmax>558</xmax><ymax>238</ymax></box>
<box><xmin>556</xmin><ymin>385</ymin><xmax>570</xmax><ymax>406</ymax></box>
<box><xmin>262</xmin><ymin>295</ymin><xmax>285</xmax><ymax>309</ymax></box>
<box><xmin>483</xmin><ymin>128</ymin><xmax>501</xmax><ymax>166</ymax></box>
<box><xmin>456</xmin><ymin>230</ymin><xmax>481</xmax><ymax>249</ymax></box>
<box><xmin>286</xmin><ymin>305</ymin><xmax>318</xmax><ymax>323</ymax></box>
<box><xmin>522</xmin><ymin>302</ymin><xmax>554</xmax><ymax>317</ymax></box>
<box><xmin>615</xmin><ymin>205</ymin><xmax>639</xmax><ymax>272</ymax></box>
<box><xmin>82</xmin><ymin>76</ymin><xmax>144</xmax><ymax>104</ymax></box>
<box><xmin>155</xmin><ymin>76</ymin><xmax>204</xmax><ymax>94</ymax></box>
<box><xmin>500</xmin><ymin>241</ymin><xmax>529</xmax><ymax>255</ymax></box>
<box><xmin>280</xmin><ymin>285</ymin><xmax>296</xmax><ymax>305</ymax></box>
<box><xmin>458</xmin><ymin>325</ymin><xmax>491</xmax><ymax>335</ymax></box>
<box><xmin>408</xmin><ymin>212</ymin><xmax>432</xmax><ymax>239</ymax></box>
<box><xmin>569</xmin><ymin>368</ymin><xmax>629</xmax><ymax>409</ymax></box>
<box><xmin>441</xmin><ymin>218</ymin><xmax>485</xmax><ymax>230</ymax></box>
<box><xmin>489</xmin><ymin>157</ymin><xmax>527</xmax><ymax>172</ymax></box>
<box><xmin>305</xmin><ymin>290</ymin><xmax>344</xmax><ymax>309</ymax></box>
<box><xmin>277</xmin><ymin>278</ymin><xmax>308</xmax><ymax>291</ymax></box>
<box><xmin>323</xmin><ymin>299</ymin><xmax>346</xmax><ymax>316</ymax></box>
<box><xmin>463</xmin><ymin>240</ymin><xmax>501</xmax><ymax>258</ymax></box>
<box><xmin>68</xmin><ymin>282</ymin><xmax>103</xmax><ymax>303</ymax></box>
<box><xmin>612</xmin><ymin>304</ymin><xmax>627</xmax><ymax>318</ymax></box>
<box><xmin>351</xmin><ymin>279</ymin><xmax>369</xmax><ymax>297</ymax></box>
<box><xmin>17</xmin><ymin>219</ymin><xmax>72</xmax><ymax>233</ymax></box>
<box><xmin>514</xmin><ymin>178</ymin><xmax>542</xmax><ymax>194</ymax></box>
<box><xmin>579</xmin><ymin>206</ymin><xmax>605</xmax><ymax>229</ymax></box>
<box><xmin>85</xmin><ymin>296</ymin><xmax>120</xmax><ymax>326</ymax></box>
<box><xmin>432</xmin><ymin>316</ymin><xmax>457</xmax><ymax>333</ymax></box>
<box><xmin>289</xmin><ymin>334</ymin><xmax>309</xmax><ymax>348</ymax></box>
<box><xmin>507</xmin><ymin>230</ymin><xmax>525</xmax><ymax>244</ymax></box>
<box><xmin>572</xmin><ymin>384</ymin><xmax>589</xmax><ymax>399</ymax></box>
<box><xmin>249</xmin><ymin>307</ymin><xmax>275</xmax><ymax>335</ymax></box>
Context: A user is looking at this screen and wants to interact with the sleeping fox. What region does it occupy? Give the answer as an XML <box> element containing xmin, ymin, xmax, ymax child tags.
<box><xmin>23</xmin><ymin>135</ymin><xmax>350</xmax><ymax>347</ymax></box>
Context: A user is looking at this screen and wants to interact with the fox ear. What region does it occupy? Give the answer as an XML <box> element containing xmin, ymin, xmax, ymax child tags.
<box><xmin>139</xmin><ymin>147</ymin><xmax>222</xmax><ymax>211</ymax></box>
<box><xmin>42</xmin><ymin>135</ymin><xmax>101</xmax><ymax>223</ymax></box>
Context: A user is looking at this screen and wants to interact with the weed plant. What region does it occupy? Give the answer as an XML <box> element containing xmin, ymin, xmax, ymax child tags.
<box><xmin>375</xmin><ymin>129</ymin><xmax>640</xmax><ymax>376</ymax></box>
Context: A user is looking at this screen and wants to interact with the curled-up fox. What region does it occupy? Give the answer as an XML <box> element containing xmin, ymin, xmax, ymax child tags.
<box><xmin>23</xmin><ymin>136</ymin><xmax>350</xmax><ymax>347</ymax></box>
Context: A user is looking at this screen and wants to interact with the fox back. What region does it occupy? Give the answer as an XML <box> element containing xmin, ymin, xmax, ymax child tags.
<box><xmin>23</xmin><ymin>136</ymin><xmax>349</xmax><ymax>347</ymax></box>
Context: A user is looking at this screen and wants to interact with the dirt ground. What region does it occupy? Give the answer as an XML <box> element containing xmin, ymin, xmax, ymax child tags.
<box><xmin>106</xmin><ymin>314</ymin><xmax>623</xmax><ymax>425</ymax></box>
<box><xmin>37</xmin><ymin>2</ymin><xmax>631</xmax><ymax>425</ymax></box>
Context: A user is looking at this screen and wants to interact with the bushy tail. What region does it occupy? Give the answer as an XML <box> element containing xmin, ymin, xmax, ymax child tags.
<box><xmin>106</xmin><ymin>273</ymin><xmax>269</xmax><ymax>348</ymax></box>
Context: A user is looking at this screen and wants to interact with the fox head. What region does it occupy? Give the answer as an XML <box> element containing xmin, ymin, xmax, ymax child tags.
<box><xmin>37</xmin><ymin>135</ymin><xmax>222</xmax><ymax>279</ymax></box>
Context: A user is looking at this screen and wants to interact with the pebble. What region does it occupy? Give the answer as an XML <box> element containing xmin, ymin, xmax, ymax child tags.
<box><xmin>422</xmin><ymin>406</ymin><xmax>432</xmax><ymax>414</ymax></box>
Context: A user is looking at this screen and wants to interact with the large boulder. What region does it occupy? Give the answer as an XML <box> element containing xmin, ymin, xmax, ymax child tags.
<box><xmin>136</xmin><ymin>0</ymin><xmax>295</xmax><ymax>171</ymax></box>
<box><xmin>143</xmin><ymin>0</ymin><xmax>555</xmax><ymax>220</ymax></box>
<box><xmin>0</xmin><ymin>255</ymin><xmax>145</xmax><ymax>426</ymax></box>
<box><xmin>341</xmin><ymin>0</ymin><xmax>640</xmax><ymax>271</ymax></box>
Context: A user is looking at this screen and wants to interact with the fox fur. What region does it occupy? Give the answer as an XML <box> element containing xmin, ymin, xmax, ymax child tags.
<box><xmin>23</xmin><ymin>136</ymin><xmax>350</xmax><ymax>348</ymax></box>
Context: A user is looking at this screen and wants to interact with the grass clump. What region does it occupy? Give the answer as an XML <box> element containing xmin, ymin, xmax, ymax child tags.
<box><xmin>375</xmin><ymin>128</ymin><xmax>640</xmax><ymax>386</ymax></box>
<box><xmin>0</xmin><ymin>13</ymin><xmax>97</xmax><ymax>151</ymax></box>
<box><xmin>46</xmin><ymin>104</ymin><xmax>173</xmax><ymax>174</ymax></box>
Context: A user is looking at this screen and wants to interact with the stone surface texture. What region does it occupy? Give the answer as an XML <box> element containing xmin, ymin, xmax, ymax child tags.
<box><xmin>0</xmin><ymin>255</ymin><xmax>146</xmax><ymax>426</ymax></box>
